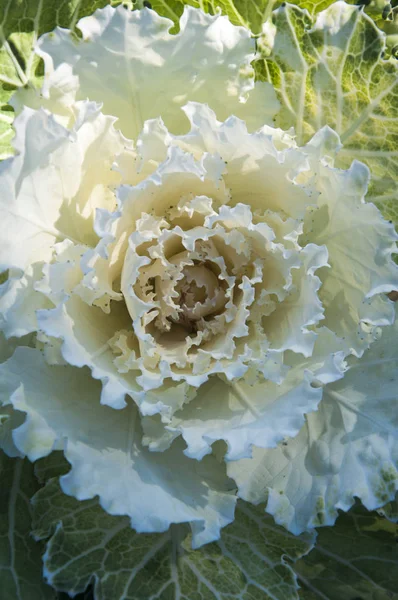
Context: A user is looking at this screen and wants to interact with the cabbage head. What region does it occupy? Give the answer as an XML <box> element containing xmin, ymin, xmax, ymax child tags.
<box><xmin>0</xmin><ymin>3</ymin><xmax>397</xmax><ymax>548</ymax></box>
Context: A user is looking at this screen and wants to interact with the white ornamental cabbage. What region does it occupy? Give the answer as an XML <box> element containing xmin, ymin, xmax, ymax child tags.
<box><xmin>0</xmin><ymin>4</ymin><xmax>397</xmax><ymax>546</ymax></box>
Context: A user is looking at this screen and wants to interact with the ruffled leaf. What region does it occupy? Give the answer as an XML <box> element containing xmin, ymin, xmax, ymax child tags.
<box><xmin>0</xmin><ymin>0</ymin><xmax>135</xmax><ymax>160</ymax></box>
<box><xmin>173</xmin><ymin>105</ymin><xmax>398</xmax><ymax>359</ymax></box>
<box><xmin>0</xmin><ymin>348</ymin><xmax>236</xmax><ymax>547</ymax></box>
<box><xmin>0</xmin><ymin>102</ymin><xmax>124</xmax><ymax>272</ymax></box>
<box><xmin>145</xmin><ymin>326</ymin><xmax>348</xmax><ymax>462</ymax></box>
<box><xmin>31</xmin><ymin>476</ymin><xmax>315</xmax><ymax>600</ymax></box>
<box><xmin>35</xmin><ymin>4</ymin><xmax>278</xmax><ymax>140</ymax></box>
<box><xmin>301</xmin><ymin>134</ymin><xmax>398</xmax><ymax>356</ymax></box>
<box><xmin>151</xmin><ymin>364</ymin><xmax>322</xmax><ymax>461</ymax></box>
<box><xmin>228</xmin><ymin>317</ymin><xmax>398</xmax><ymax>535</ymax></box>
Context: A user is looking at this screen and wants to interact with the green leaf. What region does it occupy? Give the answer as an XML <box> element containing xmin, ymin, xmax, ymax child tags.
<box><xmin>272</xmin><ymin>0</ymin><xmax>398</xmax><ymax>34</ymax></box>
<box><xmin>256</xmin><ymin>1</ymin><xmax>398</xmax><ymax>228</ymax></box>
<box><xmin>0</xmin><ymin>450</ymin><xmax>56</xmax><ymax>600</ymax></box>
<box><xmin>58</xmin><ymin>589</ymin><xmax>94</xmax><ymax>600</ymax></box>
<box><xmin>293</xmin><ymin>502</ymin><xmax>398</xmax><ymax>600</ymax></box>
<box><xmin>32</xmin><ymin>474</ymin><xmax>315</xmax><ymax>600</ymax></box>
<box><xmin>0</xmin><ymin>0</ymin><xmax>135</xmax><ymax>159</ymax></box>
<box><xmin>272</xmin><ymin>0</ymin><xmax>363</xmax><ymax>17</ymax></box>
<box><xmin>34</xmin><ymin>451</ymin><xmax>71</xmax><ymax>485</ymax></box>
<box><xmin>146</xmin><ymin>0</ymin><xmax>276</xmax><ymax>33</ymax></box>
<box><xmin>194</xmin><ymin>0</ymin><xmax>275</xmax><ymax>32</ymax></box>
<box><xmin>144</xmin><ymin>0</ymin><xmax>185</xmax><ymax>28</ymax></box>
<box><xmin>356</xmin><ymin>1</ymin><xmax>398</xmax><ymax>58</ymax></box>
<box><xmin>279</xmin><ymin>1</ymin><xmax>337</xmax><ymax>15</ymax></box>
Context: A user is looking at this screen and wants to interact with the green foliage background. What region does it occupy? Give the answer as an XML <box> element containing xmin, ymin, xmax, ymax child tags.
<box><xmin>1</xmin><ymin>449</ymin><xmax>397</xmax><ymax>600</ymax></box>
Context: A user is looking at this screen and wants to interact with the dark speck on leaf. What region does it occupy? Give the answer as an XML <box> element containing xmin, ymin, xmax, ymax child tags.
<box><xmin>144</xmin><ymin>1</ymin><xmax>152</xmax><ymax>7</ymax></box>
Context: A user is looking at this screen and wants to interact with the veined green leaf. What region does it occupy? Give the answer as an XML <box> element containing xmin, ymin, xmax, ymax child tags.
<box><xmin>149</xmin><ymin>0</ymin><xmax>276</xmax><ymax>33</ymax></box>
<box><xmin>32</xmin><ymin>470</ymin><xmax>314</xmax><ymax>600</ymax></box>
<box><xmin>274</xmin><ymin>0</ymin><xmax>360</xmax><ymax>17</ymax></box>
<box><xmin>256</xmin><ymin>1</ymin><xmax>398</xmax><ymax>229</ymax></box>
<box><xmin>0</xmin><ymin>450</ymin><xmax>56</xmax><ymax>600</ymax></box>
<box><xmin>273</xmin><ymin>0</ymin><xmax>398</xmax><ymax>44</ymax></box>
<box><xmin>293</xmin><ymin>502</ymin><xmax>398</xmax><ymax>600</ymax></box>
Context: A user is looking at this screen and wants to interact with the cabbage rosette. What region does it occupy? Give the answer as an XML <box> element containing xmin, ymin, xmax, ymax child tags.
<box><xmin>0</xmin><ymin>4</ymin><xmax>397</xmax><ymax>546</ymax></box>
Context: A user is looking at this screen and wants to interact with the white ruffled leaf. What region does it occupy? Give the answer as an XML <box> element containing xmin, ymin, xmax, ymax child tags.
<box><xmin>0</xmin><ymin>347</ymin><xmax>236</xmax><ymax>548</ymax></box>
<box><xmin>0</xmin><ymin>265</ymin><xmax>50</xmax><ymax>338</ymax></box>
<box><xmin>164</xmin><ymin>371</ymin><xmax>322</xmax><ymax>462</ymax></box>
<box><xmin>228</xmin><ymin>318</ymin><xmax>398</xmax><ymax>535</ymax></box>
<box><xmin>36</xmin><ymin>145</ymin><xmax>230</xmax><ymax>409</ymax></box>
<box><xmin>37</xmin><ymin>5</ymin><xmax>279</xmax><ymax>140</ymax></box>
<box><xmin>263</xmin><ymin>243</ymin><xmax>329</xmax><ymax>357</ymax></box>
<box><xmin>174</xmin><ymin>101</ymin><xmax>315</xmax><ymax>220</ymax></box>
<box><xmin>37</xmin><ymin>295</ymin><xmax>137</xmax><ymax>410</ymax></box>
<box><xmin>302</xmin><ymin>136</ymin><xmax>398</xmax><ymax>356</ymax></box>
<box><xmin>145</xmin><ymin>327</ymin><xmax>348</xmax><ymax>462</ymax></box>
<box><xmin>0</xmin><ymin>102</ymin><xmax>124</xmax><ymax>272</ymax></box>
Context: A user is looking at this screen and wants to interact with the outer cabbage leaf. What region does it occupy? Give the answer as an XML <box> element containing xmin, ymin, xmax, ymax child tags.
<box><xmin>31</xmin><ymin>472</ymin><xmax>315</xmax><ymax>600</ymax></box>
<box><xmin>34</xmin><ymin>3</ymin><xmax>277</xmax><ymax>141</ymax></box>
<box><xmin>0</xmin><ymin>0</ymin><xmax>136</xmax><ymax>159</ymax></box>
<box><xmin>0</xmin><ymin>450</ymin><xmax>56</xmax><ymax>600</ymax></box>
<box><xmin>0</xmin><ymin>102</ymin><xmax>124</xmax><ymax>273</ymax></box>
<box><xmin>228</xmin><ymin>316</ymin><xmax>398</xmax><ymax>535</ymax></box>
<box><xmin>293</xmin><ymin>502</ymin><xmax>398</xmax><ymax>600</ymax></box>
<box><xmin>0</xmin><ymin>347</ymin><xmax>237</xmax><ymax>548</ymax></box>
<box><xmin>256</xmin><ymin>1</ymin><xmax>398</xmax><ymax>229</ymax></box>
<box><xmin>300</xmin><ymin>129</ymin><xmax>398</xmax><ymax>357</ymax></box>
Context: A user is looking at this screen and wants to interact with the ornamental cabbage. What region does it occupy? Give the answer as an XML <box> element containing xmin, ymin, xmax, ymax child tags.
<box><xmin>0</xmin><ymin>3</ymin><xmax>397</xmax><ymax>549</ymax></box>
